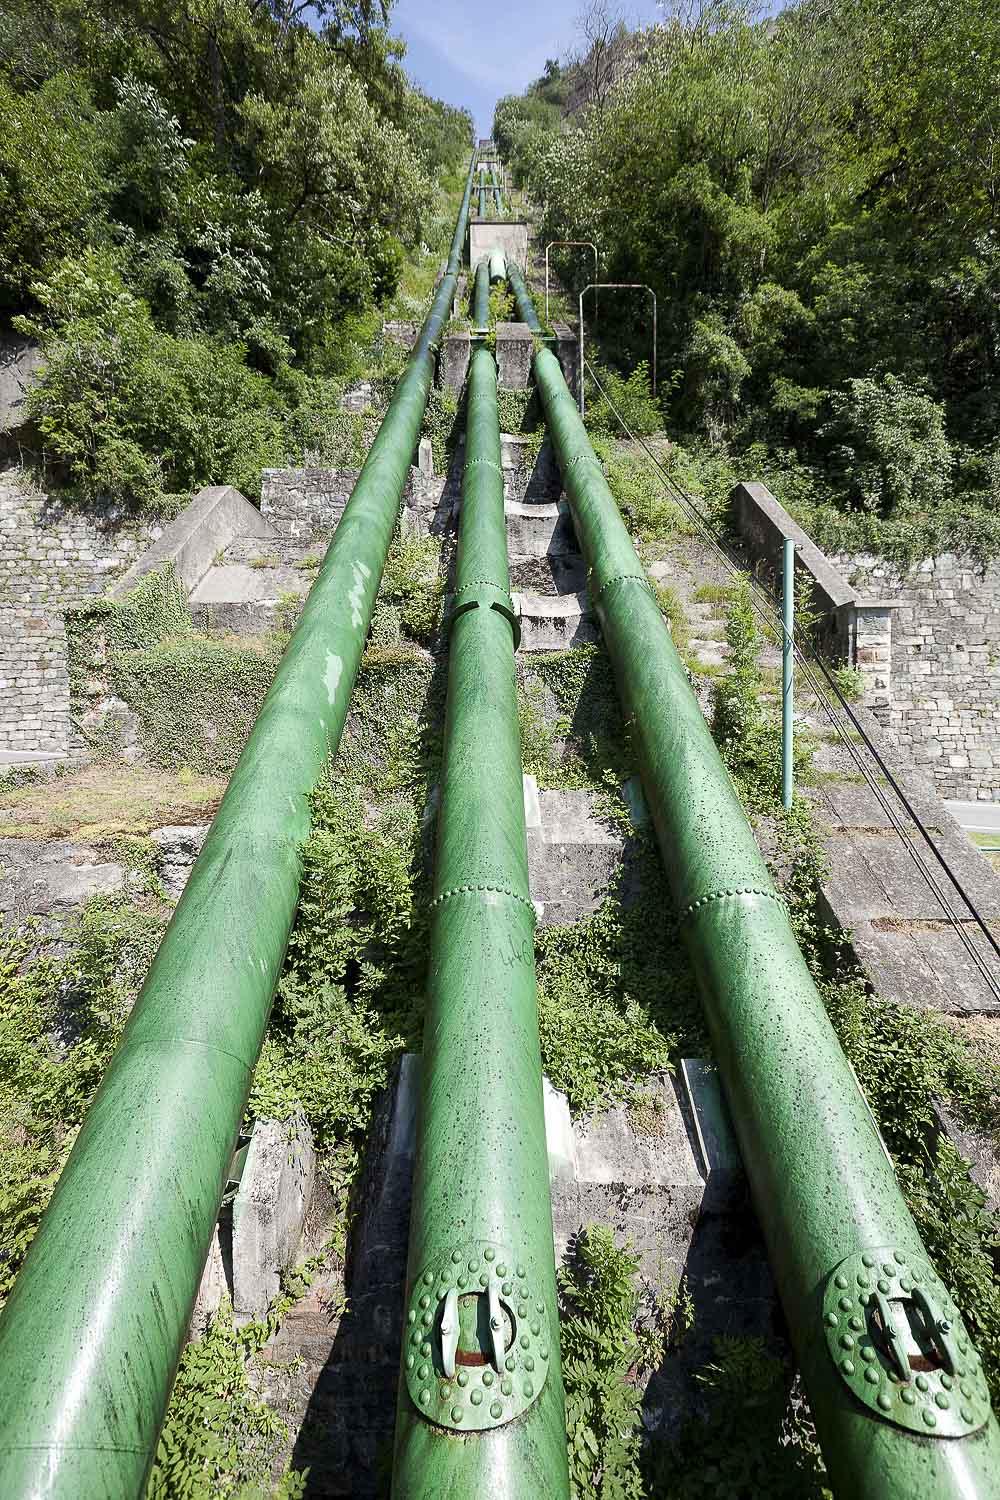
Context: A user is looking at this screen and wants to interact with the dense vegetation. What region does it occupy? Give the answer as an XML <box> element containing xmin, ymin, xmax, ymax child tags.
<box><xmin>496</xmin><ymin>0</ymin><xmax>1000</xmax><ymax>558</ymax></box>
<box><xmin>0</xmin><ymin>0</ymin><xmax>471</xmax><ymax>505</ymax></box>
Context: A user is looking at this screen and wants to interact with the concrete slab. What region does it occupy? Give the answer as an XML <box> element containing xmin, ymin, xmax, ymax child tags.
<box><xmin>232</xmin><ymin>1111</ymin><xmax>316</xmax><ymax>1321</ymax></box>
<box><xmin>514</xmin><ymin>590</ymin><xmax>597</xmax><ymax>652</ymax></box>
<box><xmin>835</xmin><ymin>909</ymin><xmax>1000</xmax><ymax>1016</ymax></box>
<box><xmin>505</xmin><ymin>498</ymin><xmax>575</xmax><ymax>558</ymax></box>
<box><xmin>0</xmin><ymin>837</ymin><xmax>125</xmax><ymax>917</ymax></box>
<box><xmin>189</xmin><ymin>561</ymin><xmax>310</xmax><ymax>605</ymax></box>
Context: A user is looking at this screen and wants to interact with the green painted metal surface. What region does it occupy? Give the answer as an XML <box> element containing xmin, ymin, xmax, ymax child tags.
<box><xmin>391</xmin><ymin>346</ymin><xmax>569</xmax><ymax>1499</ymax></box>
<box><xmin>490</xmin><ymin>165</ymin><xmax>505</xmax><ymax>217</ymax></box>
<box><xmin>529</xmin><ymin>338</ymin><xmax>1000</xmax><ymax>1498</ymax></box>
<box><xmin>0</xmin><ymin>151</ymin><xmax>478</xmax><ymax>1500</ymax></box>
<box><xmin>473</xmin><ymin>260</ymin><xmax>490</xmax><ymax>328</ymax></box>
<box><xmin>507</xmin><ymin>263</ymin><xmax>544</xmax><ymax>334</ymax></box>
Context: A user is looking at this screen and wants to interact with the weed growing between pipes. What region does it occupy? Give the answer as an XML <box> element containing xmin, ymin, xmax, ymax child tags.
<box><xmin>147</xmin><ymin>1296</ymin><xmax>308</xmax><ymax>1500</ymax></box>
<box><xmin>535</xmin><ymin>844</ymin><xmax>705</xmax><ymax>1114</ymax></box>
<box><xmin>0</xmin><ymin>894</ymin><xmax>171</xmax><ymax>1304</ymax></box>
<box><xmin>517</xmin><ymin>644</ymin><xmax>633</xmax><ymax>792</ymax></box>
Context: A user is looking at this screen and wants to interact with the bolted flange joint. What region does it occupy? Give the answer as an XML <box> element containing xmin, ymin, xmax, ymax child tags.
<box><xmin>822</xmin><ymin>1247</ymin><xmax>992</xmax><ymax>1437</ymax></box>
<box><xmin>403</xmin><ymin>1239</ymin><xmax>551</xmax><ymax>1432</ymax></box>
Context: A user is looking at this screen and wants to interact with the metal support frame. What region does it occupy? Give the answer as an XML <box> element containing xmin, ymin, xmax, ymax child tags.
<box><xmin>544</xmin><ymin>241</ymin><xmax>598</xmax><ymax>324</ymax></box>
<box><xmin>0</xmin><ymin>148</ymin><xmax>481</xmax><ymax>1500</ymax></box>
<box><xmin>577</xmin><ymin>283</ymin><xmax>656</xmax><ymax>416</ymax></box>
<box><xmin>515</xmin><ymin>264</ymin><xmax>1000</xmax><ymax>1498</ymax></box>
<box><xmin>782</xmin><ymin>538</ymin><xmax>795</xmax><ymax>810</ymax></box>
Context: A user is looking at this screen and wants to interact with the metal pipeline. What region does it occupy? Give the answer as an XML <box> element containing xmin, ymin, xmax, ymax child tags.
<box><xmin>472</xmin><ymin>251</ymin><xmax>506</xmax><ymax>330</ymax></box>
<box><xmin>491</xmin><ymin>165</ymin><xmax>505</xmax><ymax>216</ymax></box>
<box><xmin>473</xmin><ymin>260</ymin><xmax>490</xmax><ymax>328</ymax></box>
<box><xmin>0</xmin><ymin>148</ymin><xmax>478</xmax><ymax>1500</ymax></box>
<box><xmin>478</xmin><ymin>181</ymin><xmax>487</xmax><ymax>217</ymax></box>
<box><xmin>390</xmin><ymin>345</ymin><xmax>570</xmax><ymax>1498</ymax></box>
<box><xmin>520</xmin><ymin>310</ymin><xmax>1000</xmax><ymax>1494</ymax></box>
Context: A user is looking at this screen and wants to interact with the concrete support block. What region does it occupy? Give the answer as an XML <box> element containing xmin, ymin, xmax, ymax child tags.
<box><xmin>112</xmin><ymin>486</ymin><xmax>276</xmax><ymax>599</ymax></box>
<box><xmin>551</xmin><ymin>322</ymin><xmax>578</xmax><ymax>397</ymax></box>
<box><xmin>468</xmin><ymin>220</ymin><xmax>529</xmax><ymax>272</ymax></box>
<box><xmin>440</xmin><ymin>328</ymin><xmax>470</xmax><ymax>391</ymax></box>
<box><xmin>232</xmin><ymin>1112</ymin><xmax>316</xmax><ymax>1320</ymax></box>
<box><xmin>513</xmin><ymin>590</ymin><xmax>597</xmax><ymax>652</ymax></box>
<box><xmin>505</xmin><ymin>499</ymin><xmax>575</xmax><ymax>559</ymax></box>
<box><xmin>495</xmin><ymin>322</ymin><xmax>534</xmax><ymax>389</ymax></box>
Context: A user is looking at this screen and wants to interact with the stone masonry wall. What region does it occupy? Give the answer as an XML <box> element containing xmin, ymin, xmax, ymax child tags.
<box><xmin>840</xmin><ymin>552</ymin><xmax>1000</xmax><ymax>801</ymax></box>
<box><xmin>0</xmin><ymin>475</ymin><xmax>158</xmax><ymax>757</ymax></box>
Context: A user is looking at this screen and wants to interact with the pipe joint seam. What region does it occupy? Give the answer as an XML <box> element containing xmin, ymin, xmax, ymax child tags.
<box><xmin>463</xmin><ymin>456</ymin><xmax>504</xmax><ymax>474</ymax></box>
<box><xmin>452</xmin><ymin>577</ymin><xmax>515</xmax><ymax>609</ymax></box>
<box><xmin>446</xmin><ymin>579</ymin><xmax>521</xmax><ymax>649</ymax></box>
<box><xmin>593</xmin><ymin>572</ymin><xmax>655</xmax><ymax>605</ymax></box>
<box><xmin>429</xmin><ymin>883</ymin><xmax>537</xmax><ymax>922</ymax></box>
<box><xmin>677</xmin><ymin>886</ymin><xmax>786</xmax><ymax>928</ymax></box>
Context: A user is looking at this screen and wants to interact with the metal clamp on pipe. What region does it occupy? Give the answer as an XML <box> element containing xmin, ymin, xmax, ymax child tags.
<box><xmin>446</xmin><ymin>576</ymin><xmax>521</xmax><ymax>649</ymax></box>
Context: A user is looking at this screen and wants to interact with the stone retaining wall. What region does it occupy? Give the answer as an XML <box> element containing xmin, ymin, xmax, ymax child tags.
<box><xmin>0</xmin><ymin>476</ymin><xmax>157</xmax><ymax>757</ymax></box>
<box><xmin>838</xmin><ymin>552</ymin><xmax>1000</xmax><ymax>802</ymax></box>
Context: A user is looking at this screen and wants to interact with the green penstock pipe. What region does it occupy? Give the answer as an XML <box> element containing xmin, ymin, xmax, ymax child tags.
<box><xmin>478</xmin><ymin>180</ymin><xmax>487</xmax><ymax>217</ymax></box>
<box><xmin>450</xmin><ymin>149</ymin><xmax>477</xmax><ymax>273</ymax></box>
<box><xmin>0</xmin><ymin>152</ymin><xmax>477</xmax><ymax>1500</ymax></box>
<box><xmin>507</xmin><ymin>264</ymin><xmax>543</xmax><ymax>333</ymax></box>
<box><xmin>391</xmin><ymin>345</ymin><xmax>570</xmax><ymax>1499</ymax></box>
<box><xmin>491</xmin><ymin>165</ymin><xmax>504</xmax><ymax>216</ymax></box>
<box><xmin>525</xmin><ymin>330</ymin><xmax>1000</xmax><ymax>1495</ymax></box>
<box><xmin>473</xmin><ymin>259</ymin><xmax>490</xmax><ymax>328</ymax></box>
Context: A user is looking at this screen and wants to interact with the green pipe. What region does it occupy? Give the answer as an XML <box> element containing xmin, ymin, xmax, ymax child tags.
<box><xmin>526</xmin><ymin>332</ymin><xmax>1000</xmax><ymax>1494</ymax></box>
<box><xmin>491</xmin><ymin>165</ymin><xmax>504</xmax><ymax>216</ymax></box>
<box><xmin>507</xmin><ymin>263</ymin><xmax>543</xmax><ymax>334</ymax></box>
<box><xmin>391</xmin><ymin>346</ymin><xmax>569</xmax><ymax>1499</ymax></box>
<box><xmin>0</xmin><ymin>150</ymin><xmax>478</xmax><ymax>1500</ymax></box>
<box><xmin>478</xmin><ymin>181</ymin><xmax>487</xmax><ymax>217</ymax></box>
<box><xmin>473</xmin><ymin>260</ymin><xmax>490</xmax><ymax>328</ymax></box>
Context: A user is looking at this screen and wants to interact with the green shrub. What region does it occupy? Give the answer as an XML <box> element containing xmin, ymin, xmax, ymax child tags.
<box><xmin>819</xmin><ymin>374</ymin><xmax>953</xmax><ymax>517</ymax></box>
<box><xmin>18</xmin><ymin>250</ymin><xmax>288</xmax><ymax>504</ymax></box>
<box><xmin>147</xmin><ymin>1298</ymin><xmax>306</xmax><ymax>1500</ymax></box>
<box><xmin>0</xmin><ymin>895</ymin><xmax>169</xmax><ymax>1303</ymax></box>
<box><xmin>559</xmin><ymin>1226</ymin><xmax>647</xmax><ymax>1500</ymax></box>
<box><xmin>584</xmin><ymin>359</ymin><xmax>662</xmax><ymax>438</ymax></box>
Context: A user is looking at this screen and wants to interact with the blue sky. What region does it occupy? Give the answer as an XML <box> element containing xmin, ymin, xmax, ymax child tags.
<box><xmin>392</xmin><ymin>0</ymin><xmax>665</xmax><ymax>138</ymax></box>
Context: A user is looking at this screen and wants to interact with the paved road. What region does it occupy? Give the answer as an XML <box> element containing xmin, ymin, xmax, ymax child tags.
<box><xmin>946</xmin><ymin>799</ymin><xmax>1000</xmax><ymax>833</ymax></box>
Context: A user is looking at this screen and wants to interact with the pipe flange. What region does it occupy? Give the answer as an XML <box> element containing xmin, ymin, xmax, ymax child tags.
<box><xmin>822</xmin><ymin>1248</ymin><xmax>991</xmax><ymax>1436</ymax></box>
<box><xmin>403</xmin><ymin>1239</ymin><xmax>551</xmax><ymax>1431</ymax></box>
